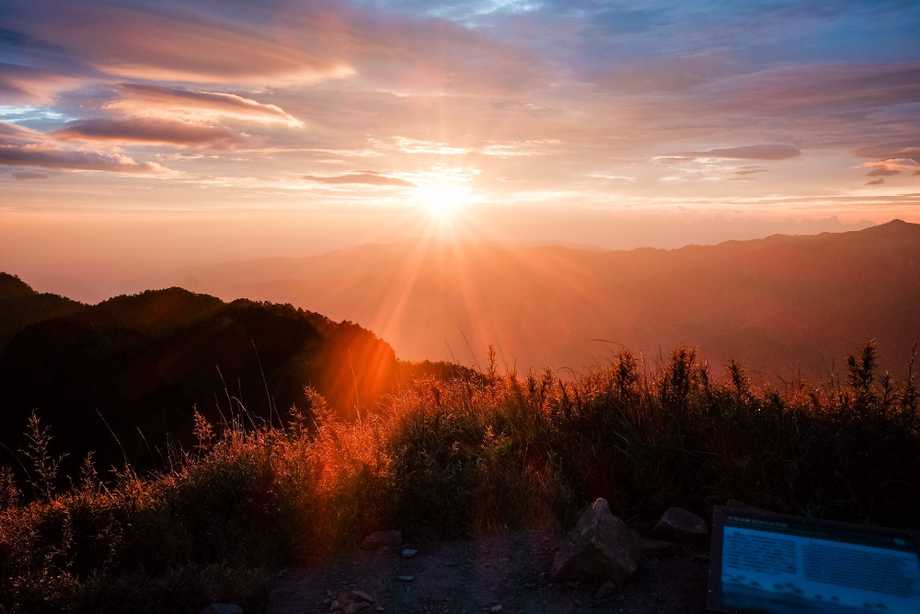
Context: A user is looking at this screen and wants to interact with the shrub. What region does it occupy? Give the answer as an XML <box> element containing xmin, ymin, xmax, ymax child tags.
<box><xmin>2</xmin><ymin>343</ymin><xmax>919</xmax><ymax>613</ymax></box>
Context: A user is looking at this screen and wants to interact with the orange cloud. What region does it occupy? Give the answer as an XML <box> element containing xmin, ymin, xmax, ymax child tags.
<box><xmin>863</xmin><ymin>158</ymin><xmax>920</xmax><ymax>177</ymax></box>
<box><xmin>855</xmin><ymin>143</ymin><xmax>920</xmax><ymax>162</ymax></box>
<box><xmin>0</xmin><ymin>63</ymin><xmax>86</xmax><ymax>103</ymax></box>
<box><xmin>663</xmin><ymin>144</ymin><xmax>801</xmax><ymax>161</ymax></box>
<box><xmin>303</xmin><ymin>172</ymin><xmax>413</xmax><ymax>187</ymax></box>
<box><xmin>0</xmin><ymin>146</ymin><xmax>164</xmax><ymax>174</ymax></box>
<box><xmin>3</xmin><ymin>1</ymin><xmax>538</xmax><ymax>96</ymax></box>
<box><xmin>55</xmin><ymin>118</ymin><xmax>241</xmax><ymax>148</ymax></box>
<box><xmin>0</xmin><ymin>121</ymin><xmax>165</xmax><ymax>173</ymax></box>
<box><xmin>106</xmin><ymin>84</ymin><xmax>302</xmax><ymax>126</ymax></box>
<box><xmin>7</xmin><ymin>2</ymin><xmax>353</xmax><ymax>85</ymax></box>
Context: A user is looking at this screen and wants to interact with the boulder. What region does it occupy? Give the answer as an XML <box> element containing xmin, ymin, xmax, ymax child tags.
<box><xmin>653</xmin><ymin>507</ymin><xmax>708</xmax><ymax>539</ymax></box>
<box><xmin>360</xmin><ymin>529</ymin><xmax>402</xmax><ymax>550</ymax></box>
<box><xmin>199</xmin><ymin>605</ymin><xmax>243</xmax><ymax>614</ymax></box>
<box><xmin>551</xmin><ymin>498</ymin><xmax>641</xmax><ymax>586</ymax></box>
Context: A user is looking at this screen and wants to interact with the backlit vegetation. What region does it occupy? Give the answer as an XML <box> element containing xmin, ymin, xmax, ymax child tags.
<box><xmin>1</xmin><ymin>343</ymin><xmax>918</xmax><ymax>613</ymax></box>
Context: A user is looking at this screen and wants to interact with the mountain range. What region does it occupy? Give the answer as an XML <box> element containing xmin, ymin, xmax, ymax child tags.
<box><xmin>180</xmin><ymin>219</ymin><xmax>920</xmax><ymax>380</ymax></box>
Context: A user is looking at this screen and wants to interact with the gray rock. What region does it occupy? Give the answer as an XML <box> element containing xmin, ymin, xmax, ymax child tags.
<box><xmin>400</xmin><ymin>548</ymin><xmax>419</xmax><ymax>559</ymax></box>
<box><xmin>199</xmin><ymin>605</ymin><xmax>243</xmax><ymax>614</ymax></box>
<box><xmin>397</xmin><ymin>575</ymin><xmax>415</xmax><ymax>582</ymax></box>
<box><xmin>360</xmin><ymin>529</ymin><xmax>403</xmax><ymax>550</ymax></box>
<box><xmin>550</xmin><ymin>497</ymin><xmax>641</xmax><ymax>586</ymax></box>
<box><xmin>653</xmin><ymin>507</ymin><xmax>708</xmax><ymax>539</ymax></box>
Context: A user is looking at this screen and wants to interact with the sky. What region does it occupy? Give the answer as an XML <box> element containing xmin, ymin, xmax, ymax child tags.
<box><xmin>2</xmin><ymin>0</ymin><xmax>920</xmax><ymax>298</ymax></box>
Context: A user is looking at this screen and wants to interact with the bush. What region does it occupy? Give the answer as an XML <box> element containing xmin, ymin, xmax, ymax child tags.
<box><xmin>2</xmin><ymin>343</ymin><xmax>918</xmax><ymax>612</ymax></box>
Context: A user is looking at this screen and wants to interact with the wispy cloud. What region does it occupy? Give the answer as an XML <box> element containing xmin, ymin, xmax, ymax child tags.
<box><xmin>2</xmin><ymin>2</ymin><xmax>354</xmax><ymax>85</ymax></box>
<box><xmin>55</xmin><ymin>118</ymin><xmax>241</xmax><ymax>148</ymax></box>
<box><xmin>302</xmin><ymin>172</ymin><xmax>413</xmax><ymax>187</ymax></box>
<box><xmin>106</xmin><ymin>84</ymin><xmax>302</xmax><ymax>127</ymax></box>
<box><xmin>0</xmin><ymin>121</ymin><xmax>165</xmax><ymax>173</ymax></box>
<box><xmin>661</xmin><ymin>145</ymin><xmax>801</xmax><ymax>162</ymax></box>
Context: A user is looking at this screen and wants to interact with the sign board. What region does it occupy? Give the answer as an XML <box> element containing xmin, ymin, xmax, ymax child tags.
<box><xmin>708</xmin><ymin>506</ymin><xmax>920</xmax><ymax>613</ymax></box>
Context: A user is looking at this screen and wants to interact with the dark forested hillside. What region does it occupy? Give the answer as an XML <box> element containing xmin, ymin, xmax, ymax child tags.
<box><xmin>0</xmin><ymin>273</ymin><xmax>84</xmax><ymax>349</ymax></box>
<box><xmin>0</xmin><ymin>283</ymin><xmax>452</xmax><ymax>472</ymax></box>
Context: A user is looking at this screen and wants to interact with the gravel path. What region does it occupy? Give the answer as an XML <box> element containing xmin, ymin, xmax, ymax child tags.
<box><xmin>267</xmin><ymin>530</ymin><xmax>708</xmax><ymax>613</ymax></box>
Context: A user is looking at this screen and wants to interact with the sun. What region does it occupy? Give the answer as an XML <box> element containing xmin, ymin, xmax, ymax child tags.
<box><xmin>414</xmin><ymin>181</ymin><xmax>474</xmax><ymax>223</ymax></box>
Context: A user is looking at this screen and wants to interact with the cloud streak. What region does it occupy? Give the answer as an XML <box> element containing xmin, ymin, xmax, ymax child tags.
<box><xmin>0</xmin><ymin>121</ymin><xmax>165</xmax><ymax>173</ymax></box>
<box><xmin>664</xmin><ymin>145</ymin><xmax>802</xmax><ymax>162</ymax></box>
<box><xmin>303</xmin><ymin>172</ymin><xmax>413</xmax><ymax>187</ymax></box>
<box><xmin>2</xmin><ymin>1</ymin><xmax>354</xmax><ymax>85</ymax></box>
<box><xmin>55</xmin><ymin>118</ymin><xmax>241</xmax><ymax>147</ymax></box>
<box><xmin>106</xmin><ymin>84</ymin><xmax>302</xmax><ymax>126</ymax></box>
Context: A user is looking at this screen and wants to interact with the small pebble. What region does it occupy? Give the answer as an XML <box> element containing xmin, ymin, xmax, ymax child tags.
<box><xmin>401</xmin><ymin>548</ymin><xmax>419</xmax><ymax>559</ymax></box>
<box><xmin>397</xmin><ymin>575</ymin><xmax>415</xmax><ymax>582</ymax></box>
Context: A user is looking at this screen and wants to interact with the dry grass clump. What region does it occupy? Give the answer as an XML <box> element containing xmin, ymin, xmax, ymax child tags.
<box><xmin>1</xmin><ymin>343</ymin><xmax>918</xmax><ymax>613</ymax></box>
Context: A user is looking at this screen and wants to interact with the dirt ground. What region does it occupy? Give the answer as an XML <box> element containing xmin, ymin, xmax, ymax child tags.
<box><xmin>267</xmin><ymin>530</ymin><xmax>709</xmax><ymax>613</ymax></box>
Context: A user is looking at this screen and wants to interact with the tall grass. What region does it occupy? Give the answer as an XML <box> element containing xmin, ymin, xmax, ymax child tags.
<box><xmin>1</xmin><ymin>343</ymin><xmax>918</xmax><ymax>613</ymax></box>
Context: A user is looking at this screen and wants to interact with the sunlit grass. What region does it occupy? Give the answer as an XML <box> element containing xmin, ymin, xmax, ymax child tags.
<box><xmin>1</xmin><ymin>343</ymin><xmax>918</xmax><ymax>613</ymax></box>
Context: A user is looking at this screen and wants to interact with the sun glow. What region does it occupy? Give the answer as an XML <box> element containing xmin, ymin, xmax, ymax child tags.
<box><xmin>414</xmin><ymin>181</ymin><xmax>475</xmax><ymax>223</ymax></box>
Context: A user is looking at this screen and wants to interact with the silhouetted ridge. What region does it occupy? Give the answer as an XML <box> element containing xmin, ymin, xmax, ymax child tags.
<box><xmin>0</xmin><ymin>272</ymin><xmax>34</xmax><ymax>299</ymax></box>
<box><xmin>0</xmin><ymin>279</ymin><xmax>453</xmax><ymax>473</ymax></box>
<box><xmin>0</xmin><ymin>271</ymin><xmax>85</xmax><ymax>349</ymax></box>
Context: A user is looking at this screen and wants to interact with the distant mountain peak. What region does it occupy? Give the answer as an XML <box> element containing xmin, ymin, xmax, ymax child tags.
<box><xmin>860</xmin><ymin>218</ymin><xmax>919</xmax><ymax>236</ymax></box>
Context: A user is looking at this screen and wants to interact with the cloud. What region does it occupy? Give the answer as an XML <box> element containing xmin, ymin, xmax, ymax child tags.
<box><xmin>863</xmin><ymin>158</ymin><xmax>920</xmax><ymax>177</ymax></box>
<box><xmin>706</xmin><ymin>63</ymin><xmax>920</xmax><ymax>117</ymax></box>
<box><xmin>302</xmin><ymin>172</ymin><xmax>413</xmax><ymax>187</ymax></box>
<box><xmin>733</xmin><ymin>167</ymin><xmax>767</xmax><ymax>176</ymax></box>
<box><xmin>866</xmin><ymin>178</ymin><xmax>885</xmax><ymax>185</ymax></box>
<box><xmin>856</xmin><ymin>145</ymin><xmax>920</xmax><ymax>181</ymax></box>
<box><xmin>592</xmin><ymin>51</ymin><xmax>744</xmax><ymax>94</ymax></box>
<box><xmin>0</xmin><ymin>63</ymin><xmax>86</xmax><ymax>103</ymax></box>
<box><xmin>392</xmin><ymin>137</ymin><xmax>469</xmax><ymax>155</ymax></box>
<box><xmin>0</xmin><ymin>121</ymin><xmax>45</xmax><ymax>147</ymax></box>
<box><xmin>866</xmin><ymin>167</ymin><xmax>901</xmax><ymax>177</ymax></box>
<box><xmin>55</xmin><ymin>118</ymin><xmax>240</xmax><ymax>148</ymax></box>
<box><xmin>660</xmin><ymin>145</ymin><xmax>801</xmax><ymax>162</ymax></box>
<box><xmin>2</xmin><ymin>2</ymin><xmax>354</xmax><ymax>84</ymax></box>
<box><xmin>0</xmin><ymin>146</ymin><xmax>165</xmax><ymax>173</ymax></box>
<box><xmin>0</xmin><ymin>121</ymin><xmax>165</xmax><ymax>173</ymax></box>
<box><xmin>2</xmin><ymin>1</ymin><xmax>539</xmax><ymax>96</ymax></box>
<box><xmin>11</xmin><ymin>171</ymin><xmax>48</xmax><ymax>181</ymax></box>
<box><xmin>854</xmin><ymin>143</ymin><xmax>920</xmax><ymax>163</ymax></box>
<box><xmin>106</xmin><ymin>84</ymin><xmax>302</xmax><ymax>126</ymax></box>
